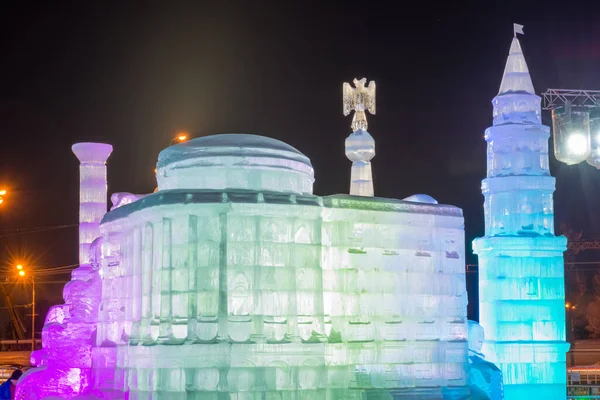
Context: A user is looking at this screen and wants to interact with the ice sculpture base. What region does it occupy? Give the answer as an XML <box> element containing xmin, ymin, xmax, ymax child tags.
<box><xmin>474</xmin><ymin>236</ymin><xmax>568</xmax><ymax>399</ymax></box>
<box><xmin>503</xmin><ymin>384</ymin><xmax>568</xmax><ymax>400</ymax></box>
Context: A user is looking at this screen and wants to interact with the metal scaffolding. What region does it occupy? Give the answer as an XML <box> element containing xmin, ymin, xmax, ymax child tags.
<box><xmin>542</xmin><ymin>89</ymin><xmax>600</xmax><ymax>110</ymax></box>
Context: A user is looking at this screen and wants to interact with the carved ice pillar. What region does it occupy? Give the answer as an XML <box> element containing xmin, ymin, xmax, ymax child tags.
<box><xmin>72</xmin><ymin>143</ymin><xmax>113</xmax><ymax>265</ymax></box>
<box><xmin>345</xmin><ymin>129</ymin><xmax>375</xmax><ymax>197</ymax></box>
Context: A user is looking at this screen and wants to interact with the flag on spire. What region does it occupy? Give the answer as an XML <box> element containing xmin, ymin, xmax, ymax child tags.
<box><xmin>513</xmin><ymin>23</ymin><xmax>524</xmax><ymax>37</ymax></box>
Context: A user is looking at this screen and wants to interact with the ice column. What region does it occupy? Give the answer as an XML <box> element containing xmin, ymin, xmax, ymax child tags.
<box><xmin>345</xmin><ymin>129</ymin><xmax>375</xmax><ymax>196</ymax></box>
<box><xmin>72</xmin><ymin>143</ymin><xmax>113</xmax><ymax>265</ymax></box>
<box><xmin>473</xmin><ymin>38</ymin><xmax>569</xmax><ymax>399</ymax></box>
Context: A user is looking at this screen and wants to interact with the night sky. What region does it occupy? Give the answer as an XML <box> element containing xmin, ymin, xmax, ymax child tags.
<box><xmin>1</xmin><ymin>1</ymin><xmax>600</xmax><ymax>327</ymax></box>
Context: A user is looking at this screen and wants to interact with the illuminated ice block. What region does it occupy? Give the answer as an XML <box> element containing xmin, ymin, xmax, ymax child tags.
<box><xmin>467</xmin><ymin>320</ymin><xmax>504</xmax><ymax>399</ymax></box>
<box><xmin>15</xmin><ymin>143</ymin><xmax>112</xmax><ymax>400</ymax></box>
<box><xmin>72</xmin><ymin>143</ymin><xmax>113</xmax><ymax>266</ymax></box>
<box><xmin>473</xmin><ymin>38</ymin><xmax>569</xmax><ymax>399</ymax></box>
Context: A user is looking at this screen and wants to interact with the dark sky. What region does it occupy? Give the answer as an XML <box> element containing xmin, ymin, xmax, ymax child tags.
<box><xmin>0</xmin><ymin>1</ymin><xmax>600</xmax><ymax>323</ymax></box>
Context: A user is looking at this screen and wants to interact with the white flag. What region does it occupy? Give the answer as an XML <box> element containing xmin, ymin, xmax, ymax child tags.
<box><xmin>514</xmin><ymin>23</ymin><xmax>524</xmax><ymax>37</ymax></box>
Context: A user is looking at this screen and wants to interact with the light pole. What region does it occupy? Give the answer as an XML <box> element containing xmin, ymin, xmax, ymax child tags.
<box><xmin>17</xmin><ymin>264</ymin><xmax>35</xmax><ymax>352</ymax></box>
<box><xmin>566</xmin><ymin>302</ymin><xmax>576</xmax><ymax>366</ymax></box>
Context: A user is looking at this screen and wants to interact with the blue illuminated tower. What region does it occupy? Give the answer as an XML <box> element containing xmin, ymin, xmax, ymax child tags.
<box><xmin>473</xmin><ymin>37</ymin><xmax>569</xmax><ymax>398</ymax></box>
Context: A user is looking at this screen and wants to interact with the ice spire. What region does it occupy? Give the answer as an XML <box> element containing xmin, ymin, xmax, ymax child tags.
<box><xmin>492</xmin><ymin>36</ymin><xmax>541</xmax><ymax>126</ymax></box>
<box><xmin>498</xmin><ymin>38</ymin><xmax>535</xmax><ymax>95</ymax></box>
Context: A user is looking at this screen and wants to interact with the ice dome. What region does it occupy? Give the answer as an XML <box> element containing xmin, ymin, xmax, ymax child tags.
<box><xmin>156</xmin><ymin>133</ymin><xmax>315</xmax><ymax>194</ymax></box>
<box><xmin>403</xmin><ymin>194</ymin><xmax>438</xmax><ymax>204</ymax></box>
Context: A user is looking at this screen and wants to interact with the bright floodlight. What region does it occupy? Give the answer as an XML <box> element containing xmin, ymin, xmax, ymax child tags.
<box><xmin>16</xmin><ymin>264</ymin><xmax>23</xmax><ymax>270</ymax></box>
<box><xmin>567</xmin><ymin>133</ymin><xmax>589</xmax><ymax>155</ymax></box>
<box><xmin>0</xmin><ymin>190</ymin><xmax>6</xmax><ymax>196</ymax></box>
<box><xmin>587</xmin><ymin>112</ymin><xmax>600</xmax><ymax>168</ymax></box>
<box><xmin>18</xmin><ymin>270</ymin><xmax>25</xmax><ymax>276</ymax></box>
<box><xmin>552</xmin><ymin>108</ymin><xmax>591</xmax><ymax>165</ymax></box>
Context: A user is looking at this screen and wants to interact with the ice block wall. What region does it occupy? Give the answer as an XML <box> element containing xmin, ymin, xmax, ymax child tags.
<box><xmin>72</xmin><ymin>142</ymin><xmax>113</xmax><ymax>265</ymax></box>
<box><xmin>322</xmin><ymin>195</ymin><xmax>468</xmax><ymax>398</ymax></box>
<box><xmin>473</xmin><ymin>38</ymin><xmax>569</xmax><ymax>399</ymax></box>
<box><xmin>98</xmin><ymin>191</ymin><xmax>468</xmax><ymax>398</ymax></box>
<box><xmin>99</xmin><ymin>191</ymin><xmax>327</xmax><ymax>398</ymax></box>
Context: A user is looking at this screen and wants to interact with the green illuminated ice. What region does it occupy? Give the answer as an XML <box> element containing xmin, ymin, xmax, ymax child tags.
<box><xmin>96</xmin><ymin>133</ymin><xmax>469</xmax><ymax>398</ymax></box>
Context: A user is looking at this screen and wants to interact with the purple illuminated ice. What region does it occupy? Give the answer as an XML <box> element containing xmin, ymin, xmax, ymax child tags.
<box><xmin>16</xmin><ymin>143</ymin><xmax>112</xmax><ymax>400</ymax></box>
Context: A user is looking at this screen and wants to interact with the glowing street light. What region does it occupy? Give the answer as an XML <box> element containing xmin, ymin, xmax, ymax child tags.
<box><xmin>170</xmin><ymin>132</ymin><xmax>190</xmax><ymax>145</ymax></box>
<box><xmin>0</xmin><ymin>190</ymin><xmax>6</xmax><ymax>196</ymax></box>
<box><xmin>16</xmin><ymin>264</ymin><xmax>35</xmax><ymax>351</ymax></box>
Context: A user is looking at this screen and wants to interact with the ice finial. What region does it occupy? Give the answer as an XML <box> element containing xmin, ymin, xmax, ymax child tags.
<box><xmin>343</xmin><ymin>78</ymin><xmax>376</xmax><ymax>132</ymax></box>
<box><xmin>343</xmin><ymin>77</ymin><xmax>376</xmax><ymax>197</ymax></box>
<box><xmin>498</xmin><ymin>26</ymin><xmax>534</xmax><ymax>95</ymax></box>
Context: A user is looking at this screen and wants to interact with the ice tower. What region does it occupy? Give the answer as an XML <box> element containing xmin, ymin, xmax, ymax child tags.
<box><xmin>473</xmin><ymin>37</ymin><xmax>569</xmax><ymax>398</ymax></box>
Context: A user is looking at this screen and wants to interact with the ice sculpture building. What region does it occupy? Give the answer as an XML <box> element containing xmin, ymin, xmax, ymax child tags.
<box><xmin>473</xmin><ymin>37</ymin><xmax>569</xmax><ymax>399</ymax></box>
<box><xmin>18</xmin><ymin>131</ymin><xmax>470</xmax><ymax>399</ymax></box>
<box><xmin>98</xmin><ymin>134</ymin><xmax>470</xmax><ymax>398</ymax></box>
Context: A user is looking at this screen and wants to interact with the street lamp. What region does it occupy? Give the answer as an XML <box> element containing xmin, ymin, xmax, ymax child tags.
<box><xmin>169</xmin><ymin>132</ymin><xmax>189</xmax><ymax>145</ymax></box>
<box><xmin>566</xmin><ymin>302</ymin><xmax>577</xmax><ymax>365</ymax></box>
<box><xmin>16</xmin><ymin>264</ymin><xmax>35</xmax><ymax>352</ymax></box>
